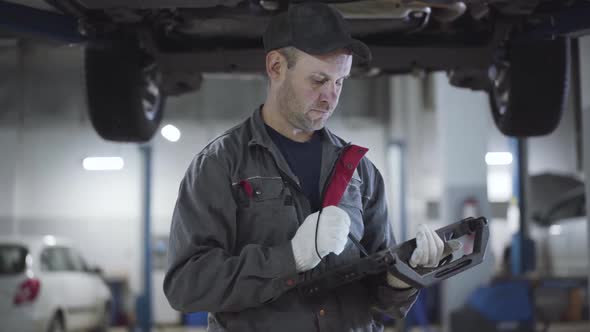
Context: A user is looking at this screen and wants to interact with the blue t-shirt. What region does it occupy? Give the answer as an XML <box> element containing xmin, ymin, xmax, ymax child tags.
<box><xmin>265</xmin><ymin>124</ymin><xmax>322</xmax><ymax>212</ymax></box>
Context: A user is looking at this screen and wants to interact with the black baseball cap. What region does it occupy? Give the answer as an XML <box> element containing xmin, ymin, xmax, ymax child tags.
<box><xmin>263</xmin><ymin>2</ymin><xmax>372</xmax><ymax>63</ymax></box>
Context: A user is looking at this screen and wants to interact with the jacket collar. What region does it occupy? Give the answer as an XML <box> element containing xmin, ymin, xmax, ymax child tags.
<box><xmin>248</xmin><ymin>105</ymin><xmax>345</xmax><ymax>150</ymax></box>
<box><xmin>247</xmin><ymin>105</ymin><xmax>274</xmax><ymax>149</ymax></box>
<box><xmin>247</xmin><ymin>106</ymin><xmax>350</xmax><ymax>193</ymax></box>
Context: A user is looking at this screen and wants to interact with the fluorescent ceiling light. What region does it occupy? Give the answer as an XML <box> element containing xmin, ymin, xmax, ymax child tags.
<box><xmin>43</xmin><ymin>235</ymin><xmax>56</xmax><ymax>246</ymax></box>
<box><xmin>549</xmin><ymin>225</ymin><xmax>562</xmax><ymax>236</ymax></box>
<box><xmin>485</xmin><ymin>152</ymin><xmax>513</xmax><ymax>166</ymax></box>
<box><xmin>487</xmin><ymin>171</ymin><xmax>512</xmax><ymax>202</ymax></box>
<box><xmin>83</xmin><ymin>157</ymin><xmax>124</xmax><ymax>171</ymax></box>
<box><xmin>161</xmin><ymin>124</ymin><xmax>181</xmax><ymax>142</ymax></box>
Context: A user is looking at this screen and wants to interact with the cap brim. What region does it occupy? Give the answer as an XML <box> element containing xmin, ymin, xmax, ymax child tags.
<box><xmin>348</xmin><ymin>38</ymin><xmax>372</xmax><ymax>64</ymax></box>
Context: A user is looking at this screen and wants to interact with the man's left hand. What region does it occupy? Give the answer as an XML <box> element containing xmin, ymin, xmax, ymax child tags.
<box><xmin>387</xmin><ymin>224</ymin><xmax>444</xmax><ymax>289</ymax></box>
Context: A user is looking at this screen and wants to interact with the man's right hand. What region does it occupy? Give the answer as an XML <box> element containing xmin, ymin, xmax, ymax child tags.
<box><xmin>291</xmin><ymin>205</ymin><xmax>351</xmax><ymax>272</ymax></box>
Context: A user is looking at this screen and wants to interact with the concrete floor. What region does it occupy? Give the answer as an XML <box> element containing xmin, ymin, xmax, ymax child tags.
<box><xmin>109</xmin><ymin>322</ymin><xmax>590</xmax><ymax>332</ymax></box>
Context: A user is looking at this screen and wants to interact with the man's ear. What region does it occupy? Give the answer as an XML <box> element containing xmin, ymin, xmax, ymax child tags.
<box><xmin>266</xmin><ymin>50</ymin><xmax>285</xmax><ymax>83</ymax></box>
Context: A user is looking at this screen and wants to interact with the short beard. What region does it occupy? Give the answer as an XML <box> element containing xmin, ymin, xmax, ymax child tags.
<box><xmin>277</xmin><ymin>73</ymin><xmax>325</xmax><ymax>133</ymax></box>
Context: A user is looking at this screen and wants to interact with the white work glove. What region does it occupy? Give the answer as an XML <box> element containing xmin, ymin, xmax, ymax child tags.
<box><xmin>291</xmin><ymin>205</ymin><xmax>351</xmax><ymax>272</ymax></box>
<box><xmin>387</xmin><ymin>224</ymin><xmax>445</xmax><ymax>289</ymax></box>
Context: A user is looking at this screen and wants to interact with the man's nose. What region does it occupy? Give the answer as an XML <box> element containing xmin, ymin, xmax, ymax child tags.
<box><xmin>319</xmin><ymin>82</ymin><xmax>339</xmax><ymax>106</ymax></box>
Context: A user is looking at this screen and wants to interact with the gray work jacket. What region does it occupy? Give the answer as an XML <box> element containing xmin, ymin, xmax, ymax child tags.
<box><xmin>164</xmin><ymin>108</ymin><xmax>418</xmax><ymax>332</ymax></box>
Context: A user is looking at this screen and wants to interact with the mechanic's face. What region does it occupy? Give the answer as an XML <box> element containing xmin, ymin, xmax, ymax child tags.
<box><xmin>277</xmin><ymin>50</ymin><xmax>352</xmax><ymax>133</ymax></box>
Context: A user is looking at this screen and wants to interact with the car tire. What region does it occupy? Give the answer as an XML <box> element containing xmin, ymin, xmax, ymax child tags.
<box><xmin>488</xmin><ymin>37</ymin><xmax>570</xmax><ymax>137</ymax></box>
<box><xmin>85</xmin><ymin>38</ymin><xmax>166</xmax><ymax>142</ymax></box>
<box><xmin>47</xmin><ymin>313</ymin><xmax>65</xmax><ymax>332</ymax></box>
<box><xmin>91</xmin><ymin>303</ymin><xmax>111</xmax><ymax>332</ymax></box>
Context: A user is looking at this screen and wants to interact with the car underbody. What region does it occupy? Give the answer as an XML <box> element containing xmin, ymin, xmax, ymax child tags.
<box><xmin>46</xmin><ymin>0</ymin><xmax>542</xmax><ymax>74</ymax></box>
<box><xmin>1</xmin><ymin>0</ymin><xmax>589</xmax><ymax>141</ymax></box>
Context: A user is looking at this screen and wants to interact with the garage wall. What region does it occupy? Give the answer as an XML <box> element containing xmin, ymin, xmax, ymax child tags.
<box><xmin>388</xmin><ymin>74</ymin><xmax>441</xmax><ymax>241</ymax></box>
<box><xmin>0</xmin><ymin>123</ymin><xmax>145</xmax><ymax>290</ymax></box>
<box><xmin>0</xmin><ymin>127</ymin><xmax>18</xmax><ymax>232</ymax></box>
<box><xmin>0</xmin><ymin>43</ymin><xmax>19</xmax><ymax>232</ymax></box>
<box><xmin>583</xmin><ymin>37</ymin><xmax>590</xmax><ymax>110</ymax></box>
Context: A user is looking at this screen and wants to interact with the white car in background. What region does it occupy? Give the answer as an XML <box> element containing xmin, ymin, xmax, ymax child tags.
<box><xmin>0</xmin><ymin>235</ymin><xmax>111</xmax><ymax>332</ymax></box>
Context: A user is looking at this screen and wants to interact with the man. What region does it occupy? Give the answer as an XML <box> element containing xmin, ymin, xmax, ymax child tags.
<box><xmin>164</xmin><ymin>3</ymin><xmax>444</xmax><ymax>331</ymax></box>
